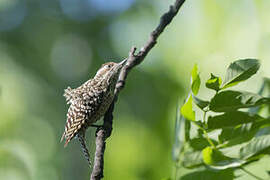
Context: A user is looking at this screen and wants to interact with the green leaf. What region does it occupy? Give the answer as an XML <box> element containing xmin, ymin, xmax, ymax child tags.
<box><xmin>208</xmin><ymin>111</ymin><xmax>264</xmax><ymax>130</ymax></box>
<box><xmin>209</xmin><ymin>90</ymin><xmax>270</xmax><ymax>112</ymax></box>
<box><xmin>192</xmin><ymin>94</ymin><xmax>209</xmax><ymax>110</ymax></box>
<box><xmin>249</xmin><ymin>78</ymin><xmax>270</xmax><ymax>115</ymax></box>
<box><xmin>209</xmin><ymin>159</ymin><xmax>246</xmax><ymax>170</ymax></box>
<box><xmin>202</xmin><ymin>146</ymin><xmax>246</xmax><ymax>169</ymax></box>
<box><xmin>180</xmin><ymin>169</ymin><xmax>234</xmax><ymax>180</ymax></box>
<box><xmin>206</xmin><ymin>73</ymin><xmax>222</xmax><ymax>91</ymax></box>
<box><xmin>219</xmin><ymin>125</ymin><xmax>255</xmax><ymax>146</ymax></box>
<box><xmin>218</xmin><ymin>119</ymin><xmax>270</xmax><ymax>147</ymax></box>
<box><xmin>263</xmin><ymin>78</ymin><xmax>270</xmax><ymax>96</ymax></box>
<box><xmin>181</xmin><ymin>94</ymin><xmax>195</xmax><ymax>121</ymax></box>
<box><xmin>182</xmin><ymin>150</ymin><xmax>203</xmax><ymax>168</ymax></box>
<box><xmin>191</xmin><ymin>64</ymin><xmax>201</xmax><ymax>95</ymax></box>
<box><xmin>202</xmin><ymin>147</ymin><xmax>224</xmax><ymax>165</ymax></box>
<box><xmin>189</xmin><ymin>137</ymin><xmax>210</xmax><ymax>150</ymax></box>
<box><xmin>222</xmin><ymin>59</ymin><xmax>260</xmax><ymax>89</ymax></box>
<box><xmin>185</xmin><ymin>118</ymin><xmax>191</xmax><ymax>142</ymax></box>
<box><xmin>240</xmin><ymin>133</ymin><xmax>270</xmax><ymax>160</ymax></box>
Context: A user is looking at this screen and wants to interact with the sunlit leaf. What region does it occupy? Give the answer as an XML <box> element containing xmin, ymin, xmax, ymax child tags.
<box><xmin>222</xmin><ymin>59</ymin><xmax>260</xmax><ymax>89</ymax></box>
<box><xmin>191</xmin><ymin>64</ymin><xmax>201</xmax><ymax>95</ymax></box>
<box><xmin>192</xmin><ymin>94</ymin><xmax>209</xmax><ymax>110</ymax></box>
<box><xmin>182</xmin><ymin>150</ymin><xmax>203</xmax><ymax>168</ymax></box>
<box><xmin>208</xmin><ymin>111</ymin><xmax>264</xmax><ymax>129</ymax></box>
<box><xmin>255</xmin><ymin>126</ymin><xmax>270</xmax><ymax>137</ymax></box>
<box><xmin>202</xmin><ymin>147</ymin><xmax>220</xmax><ymax>165</ymax></box>
<box><xmin>207</xmin><ymin>129</ymin><xmax>222</xmax><ymax>144</ymax></box>
<box><xmin>181</xmin><ymin>94</ymin><xmax>195</xmax><ymax>121</ymax></box>
<box><xmin>216</xmin><ymin>120</ymin><xmax>270</xmax><ymax>153</ymax></box>
<box><xmin>206</xmin><ymin>73</ymin><xmax>222</xmax><ymax>92</ymax></box>
<box><xmin>208</xmin><ymin>159</ymin><xmax>246</xmax><ymax>170</ymax></box>
<box><xmin>240</xmin><ymin>134</ymin><xmax>270</xmax><ymax>160</ymax></box>
<box><xmin>202</xmin><ymin>146</ymin><xmax>245</xmax><ymax>169</ymax></box>
<box><xmin>249</xmin><ymin>79</ymin><xmax>269</xmax><ymax>114</ymax></box>
<box><xmin>209</xmin><ymin>90</ymin><xmax>270</xmax><ymax>112</ymax></box>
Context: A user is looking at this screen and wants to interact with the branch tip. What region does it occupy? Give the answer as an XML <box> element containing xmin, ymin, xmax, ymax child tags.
<box><xmin>129</xmin><ymin>46</ymin><xmax>137</xmax><ymax>57</ymax></box>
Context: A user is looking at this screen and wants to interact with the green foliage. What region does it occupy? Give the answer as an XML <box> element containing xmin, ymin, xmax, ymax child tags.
<box><xmin>240</xmin><ymin>133</ymin><xmax>270</xmax><ymax>159</ymax></box>
<box><xmin>173</xmin><ymin>59</ymin><xmax>270</xmax><ymax>179</ymax></box>
<box><xmin>192</xmin><ymin>95</ymin><xmax>209</xmax><ymax>111</ymax></box>
<box><xmin>209</xmin><ymin>91</ymin><xmax>270</xmax><ymax>112</ymax></box>
<box><xmin>206</xmin><ymin>73</ymin><xmax>222</xmax><ymax>92</ymax></box>
<box><xmin>180</xmin><ymin>169</ymin><xmax>234</xmax><ymax>180</ymax></box>
<box><xmin>191</xmin><ymin>64</ymin><xmax>201</xmax><ymax>95</ymax></box>
<box><xmin>202</xmin><ymin>146</ymin><xmax>230</xmax><ymax>165</ymax></box>
<box><xmin>202</xmin><ymin>146</ymin><xmax>246</xmax><ymax>170</ymax></box>
<box><xmin>182</xmin><ymin>149</ymin><xmax>203</xmax><ymax>168</ymax></box>
<box><xmin>180</xmin><ymin>95</ymin><xmax>195</xmax><ymax>121</ymax></box>
<box><xmin>222</xmin><ymin>59</ymin><xmax>260</xmax><ymax>89</ymax></box>
<box><xmin>207</xmin><ymin>111</ymin><xmax>264</xmax><ymax>129</ymax></box>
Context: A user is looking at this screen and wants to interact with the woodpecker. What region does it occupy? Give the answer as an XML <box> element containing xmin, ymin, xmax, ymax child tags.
<box><xmin>61</xmin><ymin>59</ymin><xmax>126</xmax><ymax>166</ymax></box>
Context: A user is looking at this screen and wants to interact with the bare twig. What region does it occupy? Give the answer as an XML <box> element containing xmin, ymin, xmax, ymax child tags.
<box><xmin>90</xmin><ymin>0</ymin><xmax>186</xmax><ymax>179</ymax></box>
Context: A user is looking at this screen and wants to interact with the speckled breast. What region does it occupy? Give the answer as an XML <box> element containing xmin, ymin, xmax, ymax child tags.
<box><xmin>86</xmin><ymin>89</ymin><xmax>114</xmax><ymax>126</ymax></box>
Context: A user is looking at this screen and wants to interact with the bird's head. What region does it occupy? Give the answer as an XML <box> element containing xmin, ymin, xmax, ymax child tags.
<box><xmin>95</xmin><ymin>59</ymin><xmax>127</xmax><ymax>86</ymax></box>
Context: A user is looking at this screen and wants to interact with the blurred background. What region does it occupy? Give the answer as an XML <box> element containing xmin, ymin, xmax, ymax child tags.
<box><xmin>1</xmin><ymin>0</ymin><xmax>270</xmax><ymax>179</ymax></box>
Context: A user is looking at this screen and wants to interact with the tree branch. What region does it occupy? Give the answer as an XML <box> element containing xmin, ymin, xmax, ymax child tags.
<box><xmin>90</xmin><ymin>0</ymin><xmax>186</xmax><ymax>179</ymax></box>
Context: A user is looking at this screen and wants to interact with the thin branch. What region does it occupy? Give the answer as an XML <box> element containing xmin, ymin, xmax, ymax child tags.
<box><xmin>90</xmin><ymin>0</ymin><xmax>186</xmax><ymax>179</ymax></box>
<box><xmin>90</xmin><ymin>103</ymin><xmax>114</xmax><ymax>180</ymax></box>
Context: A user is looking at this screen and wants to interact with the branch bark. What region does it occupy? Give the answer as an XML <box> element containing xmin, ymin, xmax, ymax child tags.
<box><xmin>90</xmin><ymin>0</ymin><xmax>186</xmax><ymax>179</ymax></box>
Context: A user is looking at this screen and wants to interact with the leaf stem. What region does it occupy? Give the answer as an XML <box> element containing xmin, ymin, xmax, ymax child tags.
<box><xmin>202</xmin><ymin>111</ymin><xmax>216</xmax><ymax>148</ymax></box>
<box><xmin>240</xmin><ymin>167</ymin><xmax>265</xmax><ymax>180</ymax></box>
<box><xmin>191</xmin><ymin>118</ymin><xmax>216</xmax><ymax>148</ymax></box>
<box><xmin>203</xmin><ymin>111</ymin><xmax>207</xmax><ymax>124</ymax></box>
<box><xmin>203</xmin><ymin>129</ymin><xmax>216</xmax><ymax>148</ymax></box>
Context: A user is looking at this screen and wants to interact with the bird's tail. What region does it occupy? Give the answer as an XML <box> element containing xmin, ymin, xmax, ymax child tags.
<box><xmin>77</xmin><ymin>133</ymin><xmax>92</xmax><ymax>167</ymax></box>
<box><xmin>60</xmin><ymin>132</ymin><xmax>65</xmax><ymax>142</ymax></box>
<box><xmin>60</xmin><ymin>132</ymin><xmax>71</xmax><ymax>148</ymax></box>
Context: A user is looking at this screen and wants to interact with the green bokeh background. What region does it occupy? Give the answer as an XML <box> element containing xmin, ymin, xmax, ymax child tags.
<box><xmin>1</xmin><ymin>0</ymin><xmax>270</xmax><ymax>179</ymax></box>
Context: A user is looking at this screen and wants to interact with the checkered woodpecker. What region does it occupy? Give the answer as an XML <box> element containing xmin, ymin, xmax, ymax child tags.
<box><xmin>61</xmin><ymin>59</ymin><xmax>126</xmax><ymax>166</ymax></box>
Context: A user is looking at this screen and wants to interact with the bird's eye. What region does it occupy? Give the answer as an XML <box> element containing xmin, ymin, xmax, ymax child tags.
<box><xmin>107</xmin><ymin>64</ymin><xmax>112</xmax><ymax>68</ymax></box>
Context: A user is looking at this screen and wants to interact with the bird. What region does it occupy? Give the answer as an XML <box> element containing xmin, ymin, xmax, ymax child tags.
<box><xmin>60</xmin><ymin>59</ymin><xmax>127</xmax><ymax>166</ymax></box>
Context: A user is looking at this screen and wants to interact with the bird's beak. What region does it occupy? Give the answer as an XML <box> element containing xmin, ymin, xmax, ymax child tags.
<box><xmin>118</xmin><ymin>59</ymin><xmax>127</xmax><ymax>67</ymax></box>
<box><xmin>115</xmin><ymin>59</ymin><xmax>127</xmax><ymax>70</ymax></box>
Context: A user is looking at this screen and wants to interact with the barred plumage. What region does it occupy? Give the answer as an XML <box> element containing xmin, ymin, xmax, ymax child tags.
<box><xmin>61</xmin><ymin>59</ymin><xmax>126</xmax><ymax>166</ymax></box>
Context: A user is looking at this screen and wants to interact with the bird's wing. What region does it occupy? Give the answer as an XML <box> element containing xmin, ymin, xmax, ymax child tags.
<box><xmin>61</xmin><ymin>87</ymin><xmax>105</xmax><ymax>147</ymax></box>
<box><xmin>61</xmin><ymin>99</ymin><xmax>87</xmax><ymax>147</ymax></box>
<box><xmin>63</xmin><ymin>87</ymin><xmax>73</xmax><ymax>104</ymax></box>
